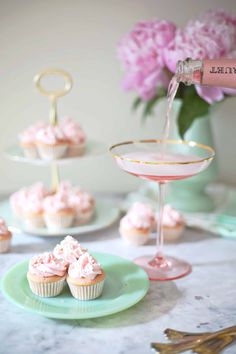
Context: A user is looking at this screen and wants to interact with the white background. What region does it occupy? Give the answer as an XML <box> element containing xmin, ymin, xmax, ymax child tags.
<box><xmin>0</xmin><ymin>0</ymin><xmax>236</xmax><ymax>194</ymax></box>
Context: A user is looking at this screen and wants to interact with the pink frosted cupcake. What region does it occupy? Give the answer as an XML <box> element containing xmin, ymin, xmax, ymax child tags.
<box><xmin>60</xmin><ymin>117</ymin><xmax>86</xmax><ymax>157</ymax></box>
<box><xmin>0</xmin><ymin>218</ymin><xmax>12</xmax><ymax>253</ymax></box>
<box><xmin>67</xmin><ymin>252</ymin><xmax>105</xmax><ymax>300</ymax></box>
<box><xmin>69</xmin><ymin>189</ymin><xmax>95</xmax><ymax>225</ymax></box>
<box><xmin>27</xmin><ymin>252</ymin><xmax>67</xmax><ymax>297</ymax></box>
<box><xmin>36</xmin><ymin>125</ymin><xmax>69</xmax><ymax>160</ymax></box>
<box><xmin>10</xmin><ymin>182</ymin><xmax>49</xmax><ymax>222</ymax></box>
<box><xmin>53</xmin><ymin>235</ymin><xmax>87</xmax><ymax>264</ymax></box>
<box><xmin>119</xmin><ymin>202</ymin><xmax>155</xmax><ymax>246</ymax></box>
<box><xmin>22</xmin><ymin>194</ymin><xmax>45</xmax><ymax>229</ymax></box>
<box><xmin>160</xmin><ymin>205</ymin><xmax>185</xmax><ymax>242</ymax></box>
<box><xmin>10</xmin><ymin>188</ymin><xmax>28</xmax><ymax>218</ymax></box>
<box><xmin>43</xmin><ymin>192</ymin><xmax>75</xmax><ymax>230</ymax></box>
<box><xmin>19</xmin><ymin>121</ymin><xmax>46</xmax><ymax>158</ymax></box>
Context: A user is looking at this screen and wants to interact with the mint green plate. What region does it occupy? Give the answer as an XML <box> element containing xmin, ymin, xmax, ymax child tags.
<box><xmin>1</xmin><ymin>253</ymin><xmax>149</xmax><ymax>319</ymax></box>
<box><xmin>0</xmin><ymin>199</ymin><xmax>120</xmax><ymax>237</ymax></box>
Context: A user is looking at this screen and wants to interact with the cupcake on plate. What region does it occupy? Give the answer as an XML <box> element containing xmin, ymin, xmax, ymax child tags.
<box><xmin>0</xmin><ymin>218</ymin><xmax>12</xmax><ymax>253</ymax></box>
<box><xmin>69</xmin><ymin>189</ymin><xmax>95</xmax><ymax>225</ymax></box>
<box><xmin>10</xmin><ymin>188</ymin><xmax>28</xmax><ymax>218</ymax></box>
<box><xmin>43</xmin><ymin>192</ymin><xmax>75</xmax><ymax>230</ymax></box>
<box><xmin>22</xmin><ymin>194</ymin><xmax>45</xmax><ymax>229</ymax></box>
<box><xmin>53</xmin><ymin>235</ymin><xmax>87</xmax><ymax>264</ymax></box>
<box><xmin>19</xmin><ymin>121</ymin><xmax>46</xmax><ymax>158</ymax></box>
<box><xmin>36</xmin><ymin>125</ymin><xmax>68</xmax><ymax>160</ymax></box>
<box><xmin>119</xmin><ymin>202</ymin><xmax>155</xmax><ymax>246</ymax></box>
<box><xmin>67</xmin><ymin>252</ymin><xmax>105</xmax><ymax>300</ymax></box>
<box><xmin>60</xmin><ymin>117</ymin><xmax>86</xmax><ymax>157</ymax></box>
<box><xmin>10</xmin><ymin>182</ymin><xmax>49</xmax><ymax>221</ymax></box>
<box><xmin>160</xmin><ymin>205</ymin><xmax>185</xmax><ymax>242</ymax></box>
<box><xmin>27</xmin><ymin>252</ymin><xmax>67</xmax><ymax>297</ymax></box>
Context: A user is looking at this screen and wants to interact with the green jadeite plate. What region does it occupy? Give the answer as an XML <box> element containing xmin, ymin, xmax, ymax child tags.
<box><xmin>0</xmin><ymin>199</ymin><xmax>120</xmax><ymax>236</ymax></box>
<box><xmin>1</xmin><ymin>253</ymin><xmax>149</xmax><ymax>319</ymax></box>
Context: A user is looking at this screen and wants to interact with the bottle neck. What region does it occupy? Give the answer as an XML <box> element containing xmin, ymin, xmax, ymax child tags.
<box><xmin>176</xmin><ymin>58</ymin><xmax>203</xmax><ymax>85</ymax></box>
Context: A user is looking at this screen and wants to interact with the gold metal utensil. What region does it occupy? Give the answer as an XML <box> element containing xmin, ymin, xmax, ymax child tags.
<box><xmin>151</xmin><ymin>326</ymin><xmax>236</xmax><ymax>354</ymax></box>
<box><xmin>34</xmin><ymin>68</ymin><xmax>73</xmax><ymax>192</ymax></box>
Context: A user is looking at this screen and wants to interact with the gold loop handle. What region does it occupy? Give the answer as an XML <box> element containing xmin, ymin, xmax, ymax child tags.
<box><xmin>34</xmin><ymin>68</ymin><xmax>73</xmax><ymax>126</ymax></box>
<box><xmin>34</xmin><ymin>68</ymin><xmax>73</xmax><ymax>98</ymax></box>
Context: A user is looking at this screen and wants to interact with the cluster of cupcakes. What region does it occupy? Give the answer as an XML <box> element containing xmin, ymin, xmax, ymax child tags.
<box><xmin>10</xmin><ymin>181</ymin><xmax>95</xmax><ymax>230</ymax></box>
<box><xmin>0</xmin><ymin>218</ymin><xmax>12</xmax><ymax>253</ymax></box>
<box><xmin>27</xmin><ymin>235</ymin><xmax>105</xmax><ymax>300</ymax></box>
<box><xmin>119</xmin><ymin>202</ymin><xmax>185</xmax><ymax>246</ymax></box>
<box><xmin>19</xmin><ymin>117</ymin><xmax>86</xmax><ymax>160</ymax></box>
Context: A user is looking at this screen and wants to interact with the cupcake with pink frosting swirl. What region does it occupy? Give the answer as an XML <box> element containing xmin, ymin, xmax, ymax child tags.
<box><xmin>119</xmin><ymin>202</ymin><xmax>155</xmax><ymax>246</ymax></box>
<box><xmin>43</xmin><ymin>192</ymin><xmax>75</xmax><ymax>230</ymax></box>
<box><xmin>159</xmin><ymin>205</ymin><xmax>185</xmax><ymax>242</ymax></box>
<box><xmin>67</xmin><ymin>252</ymin><xmax>105</xmax><ymax>300</ymax></box>
<box><xmin>36</xmin><ymin>125</ymin><xmax>69</xmax><ymax>160</ymax></box>
<box><xmin>27</xmin><ymin>252</ymin><xmax>67</xmax><ymax>297</ymax></box>
<box><xmin>19</xmin><ymin>121</ymin><xmax>46</xmax><ymax>158</ymax></box>
<box><xmin>10</xmin><ymin>183</ymin><xmax>49</xmax><ymax>227</ymax></box>
<box><xmin>60</xmin><ymin>117</ymin><xmax>86</xmax><ymax>157</ymax></box>
<box><xmin>53</xmin><ymin>235</ymin><xmax>87</xmax><ymax>264</ymax></box>
<box><xmin>22</xmin><ymin>194</ymin><xmax>45</xmax><ymax>229</ymax></box>
<box><xmin>69</xmin><ymin>188</ymin><xmax>95</xmax><ymax>225</ymax></box>
<box><xmin>0</xmin><ymin>218</ymin><xmax>12</xmax><ymax>253</ymax></box>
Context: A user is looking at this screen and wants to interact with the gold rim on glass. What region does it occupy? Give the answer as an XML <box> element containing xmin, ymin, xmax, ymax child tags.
<box><xmin>109</xmin><ymin>139</ymin><xmax>215</xmax><ymax>165</ymax></box>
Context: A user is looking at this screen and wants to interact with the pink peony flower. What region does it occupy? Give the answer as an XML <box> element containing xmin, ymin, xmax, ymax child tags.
<box><xmin>118</xmin><ymin>20</ymin><xmax>176</xmax><ymax>100</ymax></box>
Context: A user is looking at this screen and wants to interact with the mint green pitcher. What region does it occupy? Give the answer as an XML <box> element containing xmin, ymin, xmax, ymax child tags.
<box><xmin>167</xmin><ymin>109</ymin><xmax>218</xmax><ymax>212</ymax></box>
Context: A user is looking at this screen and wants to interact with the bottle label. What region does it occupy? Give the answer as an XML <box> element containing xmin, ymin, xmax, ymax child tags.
<box><xmin>209</xmin><ymin>67</ymin><xmax>236</xmax><ymax>74</ymax></box>
<box><xmin>203</xmin><ymin>59</ymin><xmax>236</xmax><ymax>89</ymax></box>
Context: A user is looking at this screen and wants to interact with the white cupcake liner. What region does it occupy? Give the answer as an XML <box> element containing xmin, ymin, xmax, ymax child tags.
<box><xmin>37</xmin><ymin>143</ymin><xmax>68</xmax><ymax>160</ymax></box>
<box><xmin>21</xmin><ymin>145</ymin><xmax>39</xmax><ymax>159</ymax></box>
<box><xmin>44</xmin><ymin>212</ymin><xmax>75</xmax><ymax>230</ymax></box>
<box><xmin>163</xmin><ymin>225</ymin><xmax>185</xmax><ymax>242</ymax></box>
<box><xmin>120</xmin><ymin>227</ymin><xmax>150</xmax><ymax>246</ymax></box>
<box><xmin>28</xmin><ymin>277</ymin><xmax>65</xmax><ymax>297</ymax></box>
<box><xmin>74</xmin><ymin>209</ymin><xmax>94</xmax><ymax>226</ymax></box>
<box><xmin>24</xmin><ymin>214</ymin><xmax>45</xmax><ymax>229</ymax></box>
<box><xmin>0</xmin><ymin>238</ymin><xmax>11</xmax><ymax>253</ymax></box>
<box><xmin>67</xmin><ymin>279</ymin><xmax>105</xmax><ymax>300</ymax></box>
<box><xmin>67</xmin><ymin>143</ymin><xmax>85</xmax><ymax>157</ymax></box>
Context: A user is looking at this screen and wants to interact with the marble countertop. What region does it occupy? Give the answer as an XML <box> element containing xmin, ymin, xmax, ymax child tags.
<box><xmin>1</xmin><ymin>207</ymin><xmax>236</xmax><ymax>354</ymax></box>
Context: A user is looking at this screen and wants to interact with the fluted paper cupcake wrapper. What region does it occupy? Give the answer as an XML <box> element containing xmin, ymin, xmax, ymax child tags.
<box><xmin>37</xmin><ymin>144</ymin><xmax>68</xmax><ymax>160</ymax></box>
<box><xmin>44</xmin><ymin>213</ymin><xmax>75</xmax><ymax>230</ymax></box>
<box><xmin>67</xmin><ymin>144</ymin><xmax>85</xmax><ymax>157</ymax></box>
<box><xmin>21</xmin><ymin>146</ymin><xmax>39</xmax><ymax>159</ymax></box>
<box><xmin>28</xmin><ymin>277</ymin><xmax>65</xmax><ymax>297</ymax></box>
<box><xmin>68</xmin><ymin>279</ymin><xmax>105</xmax><ymax>300</ymax></box>
<box><xmin>0</xmin><ymin>239</ymin><xmax>11</xmax><ymax>253</ymax></box>
<box><xmin>24</xmin><ymin>215</ymin><xmax>45</xmax><ymax>229</ymax></box>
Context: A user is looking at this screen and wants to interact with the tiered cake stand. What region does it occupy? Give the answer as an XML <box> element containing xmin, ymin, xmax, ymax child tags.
<box><xmin>0</xmin><ymin>69</ymin><xmax>119</xmax><ymax>236</ymax></box>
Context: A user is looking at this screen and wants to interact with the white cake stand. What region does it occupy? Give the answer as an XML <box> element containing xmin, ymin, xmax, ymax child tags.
<box><xmin>4</xmin><ymin>68</ymin><xmax>119</xmax><ymax>236</ymax></box>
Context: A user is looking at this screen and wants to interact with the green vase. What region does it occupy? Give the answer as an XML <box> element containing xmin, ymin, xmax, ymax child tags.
<box><xmin>167</xmin><ymin>104</ymin><xmax>218</xmax><ymax>212</ymax></box>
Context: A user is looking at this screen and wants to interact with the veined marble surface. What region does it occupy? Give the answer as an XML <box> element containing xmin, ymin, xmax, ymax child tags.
<box><xmin>1</xmin><ymin>205</ymin><xmax>236</xmax><ymax>354</ymax></box>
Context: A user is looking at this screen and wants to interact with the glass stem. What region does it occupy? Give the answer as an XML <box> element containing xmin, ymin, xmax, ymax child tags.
<box><xmin>155</xmin><ymin>182</ymin><xmax>166</xmax><ymax>259</ymax></box>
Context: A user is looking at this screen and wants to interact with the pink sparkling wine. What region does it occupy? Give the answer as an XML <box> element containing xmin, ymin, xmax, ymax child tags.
<box><xmin>116</xmin><ymin>151</ymin><xmax>210</xmax><ymax>182</ymax></box>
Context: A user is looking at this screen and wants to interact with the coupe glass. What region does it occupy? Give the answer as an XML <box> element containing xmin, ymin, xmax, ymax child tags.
<box><xmin>110</xmin><ymin>139</ymin><xmax>215</xmax><ymax>280</ymax></box>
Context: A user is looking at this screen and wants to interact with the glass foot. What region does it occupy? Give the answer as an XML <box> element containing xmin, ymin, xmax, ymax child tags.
<box><xmin>134</xmin><ymin>255</ymin><xmax>192</xmax><ymax>281</ymax></box>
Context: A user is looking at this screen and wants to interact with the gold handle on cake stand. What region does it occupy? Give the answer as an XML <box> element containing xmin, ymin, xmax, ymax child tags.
<box><xmin>51</xmin><ymin>163</ymin><xmax>60</xmax><ymax>193</ymax></box>
<box><xmin>34</xmin><ymin>68</ymin><xmax>73</xmax><ymax>126</ymax></box>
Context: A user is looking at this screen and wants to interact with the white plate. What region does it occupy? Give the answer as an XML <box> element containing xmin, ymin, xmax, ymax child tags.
<box><xmin>0</xmin><ymin>199</ymin><xmax>120</xmax><ymax>236</ymax></box>
<box><xmin>4</xmin><ymin>140</ymin><xmax>106</xmax><ymax>166</ymax></box>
